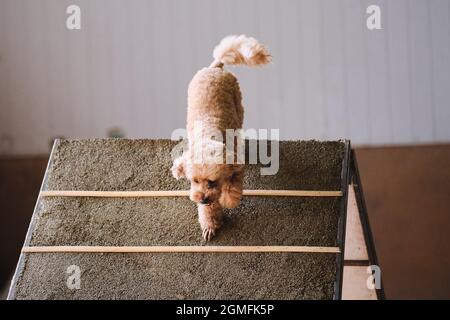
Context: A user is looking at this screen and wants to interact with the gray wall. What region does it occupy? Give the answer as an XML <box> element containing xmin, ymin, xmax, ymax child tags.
<box><xmin>1</xmin><ymin>0</ymin><xmax>449</xmax><ymax>155</ymax></box>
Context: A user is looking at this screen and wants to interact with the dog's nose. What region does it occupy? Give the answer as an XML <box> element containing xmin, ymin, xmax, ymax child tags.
<box><xmin>200</xmin><ymin>197</ymin><xmax>210</xmax><ymax>204</ymax></box>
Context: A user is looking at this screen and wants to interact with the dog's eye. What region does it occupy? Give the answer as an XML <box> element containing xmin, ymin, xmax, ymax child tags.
<box><xmin>207</xmin><ymin>180</ymin><xmax>217</xmax><ymax>188</ymax></box>
<box><xmin>193</xmin><ymin>178</ymin><xmax>199</xmax><ymax>184</ymax></box>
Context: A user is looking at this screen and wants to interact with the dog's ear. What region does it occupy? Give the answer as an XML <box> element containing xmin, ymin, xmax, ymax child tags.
<box><xmin>219</xmin><ymin>180</ymin><xmax>243</xmax><ymax>209</ymax></box>
<box><xmin>171</xmin><ymin>156</ymin><xmax>186</xmax><ymax>180</ymax></box>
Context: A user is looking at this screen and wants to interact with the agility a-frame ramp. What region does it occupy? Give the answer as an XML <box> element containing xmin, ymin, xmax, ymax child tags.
<box><xmin>8</xmin><ymin>139</ymin><xmax>384</xmax><ymax>300</ymax></box>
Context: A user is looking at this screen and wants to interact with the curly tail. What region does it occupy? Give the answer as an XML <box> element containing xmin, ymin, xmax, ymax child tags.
<box><xmin>209</xmin><ymin>35</ymin><xmax>272</xmax><ymax>68</ymax></box>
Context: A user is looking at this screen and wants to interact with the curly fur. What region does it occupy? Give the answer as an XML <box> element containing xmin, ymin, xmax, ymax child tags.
<box><xmin>172</xmin><ymin>35</ymin><xmax>271</xmax><ymax>240</ymax></box>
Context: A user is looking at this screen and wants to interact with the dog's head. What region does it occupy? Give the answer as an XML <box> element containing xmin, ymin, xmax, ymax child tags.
<box><xmin>188</xmin><ymin>162</ymin><xmax>236</xmax><ymax>205</ymax></box>
<box><xmin>171</xmin><ymin>141</ymin><xmax>242</xmax><ymax>207</ymax></box>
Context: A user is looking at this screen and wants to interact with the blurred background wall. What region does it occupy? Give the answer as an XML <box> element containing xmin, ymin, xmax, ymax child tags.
<box><xmin>1</xmin><ymin>0</ymin><xmax>450</xmax><ymax>155</ymax></box>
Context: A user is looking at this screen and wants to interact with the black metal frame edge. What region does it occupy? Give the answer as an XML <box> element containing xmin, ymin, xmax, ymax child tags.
<box><xmin>350</xmin><ymin>149</ymin><xmax>386</xmax><ymax>300</ymax></box>
<box><xmin>333</xmin><ymin>140</ymin><xmax>351</xmax><ymax>300</ymax></box>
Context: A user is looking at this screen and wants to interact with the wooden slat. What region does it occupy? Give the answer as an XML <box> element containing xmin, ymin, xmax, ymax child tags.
<box><xmin>344</xmin><ymin>185</ymin><xmax>369</xmax><ymax>261</ymax></box>
<box><xmin>342</xmin><ymin>266</ymin><xmax>377</xmax><ymax>300</ymax></box>
<box><xmin>40</xmin><ymin>190</ymin><xmax>190</xmax><ymax>198</ymax></box>
<box><xmin>39</xmin><ymin>190</ymin><xmax>343</xmax><ymax>198</ymax></box>
<box><xmin>243</xmin><ymin>190</ymin><xmax>342</xmax><ymax>197</ymax></box>
<box><xmin>22</xmin><ymin>245</ymin><xmax>341</xmax><ymax>254</ymax></box>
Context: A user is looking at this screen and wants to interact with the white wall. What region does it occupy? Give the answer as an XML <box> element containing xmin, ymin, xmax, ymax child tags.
<box><xmin>0</xmin><ymin>0</ymin><xmax>449</xmax><ymax>155</ymax></box>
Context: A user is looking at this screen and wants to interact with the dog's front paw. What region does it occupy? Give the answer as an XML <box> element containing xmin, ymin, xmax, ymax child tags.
<box><xmin>198</xmin><ymin>205</ymin><xmax>223</xmax><ymax>241</ymax></box>
<box><xmin>201</xmin><ymin>227</ymin><xmax>217</xmax><ymax>241</ymax></box>
<box><xmin>199</xmin><ymin>218</ymin><xmax>222</xmax><ymax>241</ymax></box>
<box><xmin>171</xmin><ymin>156</ymin><xmax>185</xmax><ymax>180</ymax></box>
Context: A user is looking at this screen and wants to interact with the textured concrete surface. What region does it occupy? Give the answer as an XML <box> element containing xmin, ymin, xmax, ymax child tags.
<box><xmin>16</xmin><ymin>253</ymin><xmax>336</xmax><ymax>300</ymax></box>
<box><xmin>30</xmin><ymin>197</ymin><xmax>340</xmax><ymax>247</ymax></box>
<box><xmin>10</xmin><ymin>139</ymin><xmax>345</xmax><ymax>300</ymax></box>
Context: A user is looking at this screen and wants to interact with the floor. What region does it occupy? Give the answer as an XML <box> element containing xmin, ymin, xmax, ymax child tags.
<box><xmin>1</xmin><ymin>144</ymin><xmax>450</xmax><ymax>299</ymax></box>
<box><xmin>0</xmin><ymin>157</ymin><xmax>48</xmax><ymax>299</ymax></box>
<box><xmin>355</xmin><ymin>145</ymin><xmax>450</xmax><ymax>299</ymax></box>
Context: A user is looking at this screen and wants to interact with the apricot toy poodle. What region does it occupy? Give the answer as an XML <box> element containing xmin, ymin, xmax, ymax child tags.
<box><xmin>172</xmin><ymin>35</ymin><xmax>271</xmax><ymax>240</ymax></box>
